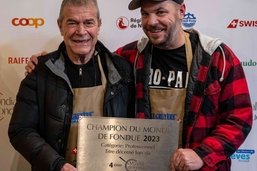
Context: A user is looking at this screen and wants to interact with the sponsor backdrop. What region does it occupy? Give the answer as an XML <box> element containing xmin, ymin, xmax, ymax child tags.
<box><xmin>0</xmin><ymin>0</ymin><xmax>256</xmax><ymax>170</ymax></box>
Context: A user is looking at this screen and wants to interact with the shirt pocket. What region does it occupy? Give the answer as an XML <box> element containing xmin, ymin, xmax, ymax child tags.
<box><xmin>203</xmin><ymin>80</ymin><xmax>221</xmax><ymax>114</ymax></box>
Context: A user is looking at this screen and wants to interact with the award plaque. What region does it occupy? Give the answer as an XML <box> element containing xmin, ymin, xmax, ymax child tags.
<box><xmin>77</xmin><ymin>117</ymin><xmax>179</xmax><ymax>171</ymax></box>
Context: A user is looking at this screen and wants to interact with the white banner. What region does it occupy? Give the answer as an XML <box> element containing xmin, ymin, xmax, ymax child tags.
<box><xmin>0</xmin><ymin>0</ymin><xmax>256</xmax><ymax>170</ymax></box>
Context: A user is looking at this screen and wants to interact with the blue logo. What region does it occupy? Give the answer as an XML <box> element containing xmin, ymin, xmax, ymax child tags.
<box><xmin>152</xmin><ymin>113</ymin><xmax>176</xmax><ymax>120</ymax></box>
<box><xmin>182</xmin><ymin>13</ymin><xmax>196</xmax><ymax>28</ymax></box>
<box><xmin>71</xmin><ymin>112</ymin><xmax>93</xmax><ymax>123</ymax></box>
<box><xmin>231</xmin><ymin>149</ymin><xmax>255</xmax><ymax>162</ymax></box>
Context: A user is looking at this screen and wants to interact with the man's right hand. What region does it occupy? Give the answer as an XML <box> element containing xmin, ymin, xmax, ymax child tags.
<box><xmin>25</xmin><ymin>51</ymin><xmax>47</xmax><ymax>74</ymax></box>
<box><xmin>61</xmin><ymin>163</ymin><xmax>77</xmax><ymax>171</ymax></box>
<box><xmin>170</xmin><ymin>148</ymin><xmax>204</xmax><ymax>171</ymax></box>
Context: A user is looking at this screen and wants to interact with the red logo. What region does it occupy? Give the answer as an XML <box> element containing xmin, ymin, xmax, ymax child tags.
<box><xmin>8</xmin><ymin>57</ymin><xmax>30</xmax><ymax>64</ymax></box>
<box><xmin>116</xmin><ymin>17</ymin><xmax>129</xmax><ymax>30</ymax></box>
<box><xmin>227</xmin><ymin>19</ymin><xmax>257</xmax><ymax>28</ymax></box>
<box><xmin>227</xmin><ymin>19</ymin><xmax>239</xmax><ymax>28</ymax></box>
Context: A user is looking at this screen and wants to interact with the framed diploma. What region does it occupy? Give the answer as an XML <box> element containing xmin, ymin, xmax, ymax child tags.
<box><xmin>77</xmin><ymin>117</ymin><xmax>179</xmax><ymax>171</ymax></box>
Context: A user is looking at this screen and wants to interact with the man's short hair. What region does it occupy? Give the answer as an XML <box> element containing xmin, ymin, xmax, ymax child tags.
<box><xmin>58</xmin><ymin>0</ymin><xmax>100</xmax><ymax>23</ymax></box>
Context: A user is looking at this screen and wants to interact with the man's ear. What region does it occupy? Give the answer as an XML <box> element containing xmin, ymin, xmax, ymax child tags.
<box><xmin>179</xmin><ymin>3</ymin><xmax>186</xmax><ymax>20</ymax></box>
<box><xmin>57</xmin><ymin>19</ymin><xmax>63</xmax><ymax>36</ymax></box>
<box><xmin>99</xmin><ymin>18</ymin><xmax>102</xmax><ymax>27</ymax></box>
<box><xmin>97</xmin><ymin>18</ymin><xmax>102</xmax><ymax>35</ymax></box>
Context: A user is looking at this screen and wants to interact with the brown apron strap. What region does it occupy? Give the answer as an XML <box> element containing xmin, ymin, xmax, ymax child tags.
<box><xmin>65</xmin><ymin>54</ymin><xmax>107</xmax><ymax>166</ymax></box>
<box><xmin>149</xmin><ymin>31</ymin><xmax>193</xmax><ymax>147</ymax></box>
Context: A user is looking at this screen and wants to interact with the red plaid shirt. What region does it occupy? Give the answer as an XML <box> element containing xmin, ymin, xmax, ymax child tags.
<box><xmin>115</xmin><ymin>29</ymin><xmax>252</xmax><ymax>170</ymax></box>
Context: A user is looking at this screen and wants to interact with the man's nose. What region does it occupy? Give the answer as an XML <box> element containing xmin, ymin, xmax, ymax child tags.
<box><xmin>76</xmin><ymin>23</ymin><xmax>87</xmax><ymax>34</ymax></box>
<box><xmin>147</xmin><ymin>14</ymin><xmax>158</xmax><ymax>25</ymax></box>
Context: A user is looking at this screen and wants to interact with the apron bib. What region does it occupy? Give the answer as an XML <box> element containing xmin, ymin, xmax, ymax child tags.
<box><xmin>149</xmin><ymin>32</ymin><xmax>192</xmax><ymax>147</ymax></box>
<box><xmin>65</xmin><ymin>55</ymin><xmax>106</xmax><ymax>166</ymax></box>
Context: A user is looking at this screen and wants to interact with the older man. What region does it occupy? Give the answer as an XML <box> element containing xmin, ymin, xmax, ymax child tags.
<box><xmin>8</xmin><ymin>0</ymin><xmax>134</xmax><ymax>171</ymax></box>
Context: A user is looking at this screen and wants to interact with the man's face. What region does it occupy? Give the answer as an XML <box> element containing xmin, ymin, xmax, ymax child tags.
<box><xmin>58</xmin><ymin>4</ymin><xmax>100</xmax><ymax>60</ymax></box>
<box><xmin>140</xmin><ymin>1</ymin><xmax>184</xmax><ymax>49</ymax></box>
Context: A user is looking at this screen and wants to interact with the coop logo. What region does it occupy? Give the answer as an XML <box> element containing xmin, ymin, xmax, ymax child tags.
<box><xmin>231</xmin><ymin>149</ymin><xmax>255</xmax><ymax>162</ymax></box>
<box><xmin>241</xmin><ymin>59</ymin><xmax>257</xmax><ymax>67</ymax></box>
<box><xmin>182</xmin><ymin>13</ymin><xmax>196</xmax><ymax>28</ymax></box>
<box><xmin>227</xmin><ymin>19</ymin><xmax>257</xmax><ymax>28</ymax></box>
<box><xmin>116</xmin><ymin>16</ymin><xmax>129</xmax><ymax>30</ymax></box>
<box><xmin>8</xmin><ymin>56</ymin><xmax>30</xmax><ymax>64</ymax></box>
<box><xmin>0</xmin><ymin>92</ymin><xmax>15</xmax><ymax>121</ymax></box>
<box><xmin>12</xmin><ymin>17</ymin><xmax>45</xmax><ymax>28</ymax></box>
